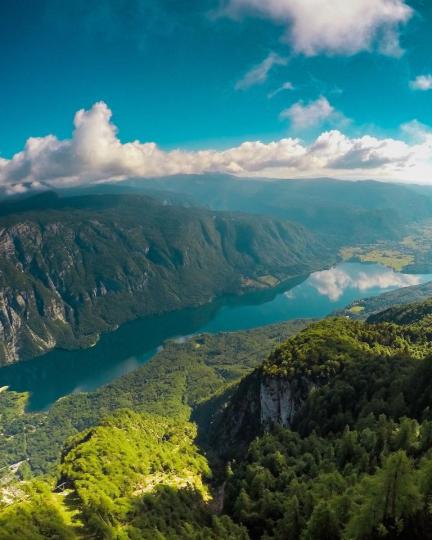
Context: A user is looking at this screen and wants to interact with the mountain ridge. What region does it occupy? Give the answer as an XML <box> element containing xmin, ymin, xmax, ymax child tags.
<box><xmin>0</xmin><ymin>192</ymin><xmax>330</xmax><ymax>364</ymax></box>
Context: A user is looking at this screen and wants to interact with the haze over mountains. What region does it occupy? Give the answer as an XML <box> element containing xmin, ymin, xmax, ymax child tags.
<box><xmin>120</xmin><ymin>174</ymin><xmax>432</xmax><ymax>242</ymax></box>
<box><xmin>1</xmin><ymin>172</ymin><xmax>432</xmax><ymax>359</ymax></box>
<box><xmin>4</xmin><ymin>139</ymin><xmax>432</xmax><ymax>540</ymax></box>
<box><xmin>10</xmin><ymin>173</ymin><xmax>432</xmax><ymax>243</ymax></box>
<box><xmin>2</xmin><ymin>174</ymin><xmax>432</xmax><ymax>365</ymax></box>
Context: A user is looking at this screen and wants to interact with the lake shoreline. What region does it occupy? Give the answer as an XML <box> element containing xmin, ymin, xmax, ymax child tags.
<box><xmin>1</xmin><ymin>262</ymin><xmax>431</xmax><ymax>412</ymax></box>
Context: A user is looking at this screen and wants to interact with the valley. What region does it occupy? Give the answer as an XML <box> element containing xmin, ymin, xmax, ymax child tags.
<box><xmin>2</xmin><ymin>186</ymin><xmax>432</xmax><ymax>539</ymax></box>
<box><xmin>340</xmin><ymin>219</ymin><xmax>432</xmax><ymax>273</ymax></box>
<box><xmin>1</xmin><ymin>261</ymin><xmax>429</xmax><ymax>411</ymax></box>
<box><xmin>3</xmin><ymin>297</ymin><xmax>432</xmax><ymax>538</ymax></box>
<box><xmin>4</xmin><ymin>2</ymin><xmax>432</xmax><ymax>537</ymax></box>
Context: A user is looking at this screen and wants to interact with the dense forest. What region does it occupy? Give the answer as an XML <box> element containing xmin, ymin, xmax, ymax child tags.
<box><xmin>2</xmin><ymin>301</ymin><xmax>432</xmax><ymax>537</ymax></box>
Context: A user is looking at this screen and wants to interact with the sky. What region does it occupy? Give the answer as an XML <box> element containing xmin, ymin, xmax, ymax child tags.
<box><xmin>2</xmin><ymin>0</ymin><xmax>432</xmax><ymax>191</ymax></box>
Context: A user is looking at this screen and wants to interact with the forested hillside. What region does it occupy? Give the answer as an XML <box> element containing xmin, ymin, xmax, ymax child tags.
<box><xmin>2</xmin><ymin>303</ymin><xmax>432</xmax><ymax>538</ymax></box>
<box><xmin>109</xmin><ymin>175</ymin><xmax>432</xmax><ymax>245</ymax></box>
<box><xmin>0</xmin><ymin>321</ymin><xmax>308</xmax><ymax>476</ymax></box>
<box><xmin>0</xmin><ymin>192</ymin><xmax>329</xmax><ymax>364</ymax></box>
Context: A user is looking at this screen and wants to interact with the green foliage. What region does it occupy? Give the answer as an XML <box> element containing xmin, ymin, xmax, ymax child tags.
<box><xmin>127</xmin><ymin>486</ymin><xmax>248</xmax><ymax>539</ymax></box>
<box><xmin>0</xmin><ymin>481</ymin><xmax>77</xmax><ymax>539</ymax></box>
<box><xmin>225</xmin><ymin>423</ymin><xmax>432</xmax><ymax>539</ymax></box>
<box><xmin>345</xmin><ymin>451</ymin><xmax>422</xmax><ymax>539</ymax></box>
<box><xmin>221</xmin><ymin>304</ymin><xmax>432</xmax><ymax>539</ymax></box>
<box><xmin>0</xmin><ymin>320</ymin><xmax>306</xmax><ymax>477</ymax></box>
<box><xmin>0</xmin><ymin>409</ymin><xmax>246</xmax><ymax>539</ymax></box>
<box><xmin>6</xmin><ymin>300</ymin><xmax>432</xmax><ymax>538</ymax></box>
<box><xmin>263</xmin><ymin>317</ymin><xmax>432</xmax><ymax>380</ymax></box>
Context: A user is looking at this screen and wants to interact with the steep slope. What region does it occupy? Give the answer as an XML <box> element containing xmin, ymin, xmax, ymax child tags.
<box><xmin>0</xmin><ymin>320</ymin><xmax>308</xmax><ymax>477</ymax></box>
<box><xmin>0</xmin><ymin>193</ymin><xmax>330</xmax><ymax>364</ymax></box>
<box><xmin>4</xmin><ymin>304</ymin><xmax>432</xmax><ymax>538</ymax></box>
<box><xmin>366</xmin><ymin>298</ymin><xmax>432</xmax><ymax>325</ymax></box>
<box><xmin>208</xmin><ymin>314</ymin><xmax>432</xmax><ymax>457</ymax></box>
<box><xmin>0</xmin><ymin>409</ymin><xmax>248</xmax><ymax>540</ymax></box>
<box><xmin>219</xmin><ymin>304</ymin><xmax>432</xmax><ymax>540</ymax></box>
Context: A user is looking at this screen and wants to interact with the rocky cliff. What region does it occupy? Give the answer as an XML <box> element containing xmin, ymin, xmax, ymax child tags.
<box><xmin>206</xmin><ymin>318</ymin><xmax>389</xmax><ymax>457</ymax></box>
<box><xmin>206</xmin><ymin>370</ymin><xmax>313</xmax><ymax>458</ymax></box>
<box><xmin>259</xmin><ymin>375</ymin><xmax>309</xmax><ymax>428</ymax></box>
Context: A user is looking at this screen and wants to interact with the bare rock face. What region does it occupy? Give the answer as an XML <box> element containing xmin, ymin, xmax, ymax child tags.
<box><xmin>208</xmin><ymin>371</ymin><xmax>313</xmax><ymax>459</ymax></box>
<box><xmin>0</xmin><ymin>286</ymin><xmax>67</xmax><ymax>364</ymax></box>
<box><xmin>260</xmin><ymin>377</ymin><xmax>297</xmax><ymax>428</ymax></box>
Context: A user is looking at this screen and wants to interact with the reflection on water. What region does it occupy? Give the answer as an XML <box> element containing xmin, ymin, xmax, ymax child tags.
<box><xmin>308</xmin><ymin>265</ymin><xmax>422</xmax><ymax>301</ymax></box>
<box><xmin>0</xmin><ymin>263</ymin><xmax>431</xmax><ymax>411</ymax></box>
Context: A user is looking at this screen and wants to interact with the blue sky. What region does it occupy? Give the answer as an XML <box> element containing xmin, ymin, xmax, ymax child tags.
<box><xmin>1</xmin><ymin>0</ymin><xmax>432</xmax><ymax>188</ymax></box>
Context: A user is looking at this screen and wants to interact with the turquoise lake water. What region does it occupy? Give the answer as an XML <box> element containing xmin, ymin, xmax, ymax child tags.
<box><xmin>1</xmin><ymin>262</ymin><xmax>431</xmax><ymax>411</ymax></box>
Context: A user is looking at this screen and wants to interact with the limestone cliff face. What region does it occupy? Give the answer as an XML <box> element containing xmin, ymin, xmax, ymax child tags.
<box><xmin>260</xmin><ymin>377</ymin><xmax>297</xmax><ymax>428</ymax></box>
<box><xmin>0</xmin><ymin>287</ymin><xmax>62</xmax><ymax>364</ymax></box>
<box><xmin>208</xmin><ymin>371</ymin><xmax>313</xmax><ymax>458</ymax></box>
<box><xmin>0</xmin><ymin>193</ymin><xmax>328</xmax><ymax>365</ymax></box>
<box><xmin>259</xmin><ymin>374</ymin><xmax>313</xmax><ymax>428</ymax></box>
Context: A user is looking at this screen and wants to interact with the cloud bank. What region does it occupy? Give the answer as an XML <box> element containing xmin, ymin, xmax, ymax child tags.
<box><xmin>1</xmin><ymin>101</ymin><xmax>432</xmax><ymax>191</ymax></box>
<box><xmin>225</xmin><ymin>0</ymin><xmax>413</xmax><ymax>57</ymax></box>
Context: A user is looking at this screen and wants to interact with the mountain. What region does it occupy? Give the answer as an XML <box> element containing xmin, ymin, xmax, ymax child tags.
<box><xmin>97</xmin><ymin>174</ymin><xmax>432</xmax><ymax>244</ymax></box>
<box><xmin>203</xmin><ymin>306</ymin><xmax>432</xmax><ymax>539</ymax></box>
<box><xmin>204</xmin><ymin>316</ymin><xmax>432</xmax><ymax>456</ymax></box>
<box><xmin>3</xmin><ymin>302</ymin><xmax>432</xmax><ymax>538</ymax></box>
<box><xmin>366</xmin><ymin>297</ymin><xmax>432</xmax><ymax>325</ymax></box>
<box><xmin>0</xmin><ymin>192</ymin><xmax>329</xmax><ymax>364</ymax></box>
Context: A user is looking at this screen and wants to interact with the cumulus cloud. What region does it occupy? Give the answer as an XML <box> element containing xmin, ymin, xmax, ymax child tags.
<box><xmin>224</xmin><ymin>0</ymin><xmax>413</xmax><ymax>57</ymax></box>
<box><xmin>280</xmin><ymin>97</ymin><xmax>341</xmax><ymax>130</ymax></box>
<box><xmin>410</xmin><ymin>75</ymin><xmax>432</xmax><ymax>91</ymax></box>
<box><xmin>309</xmin><ymin>266</ymin><xmax>422</xmax><ymax>301</ymax></box>
<box><xmin>401</xmin><ymin>120</ymin><xmax>432</xmax><ymax>143</ymax></box>
<box><xmin>2</xmin><ymin>102</ymin><xmax>432</xmax><ymax>189</ymax></box>
<box><xmin>235</xmin><ymin>52</ymin><xmax>288</xmax><ymax>90</ymax></box>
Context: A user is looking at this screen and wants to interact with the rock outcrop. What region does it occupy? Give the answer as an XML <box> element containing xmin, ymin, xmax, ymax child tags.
<box><xmin>207</xmin><ymin>370</ymin><xmax>314</xmax><ymax>459</ymax></box>
<box><xmin>260</xmin><ymin>376</ymin><xmax>298</xmax><ymax>428</ymax></box>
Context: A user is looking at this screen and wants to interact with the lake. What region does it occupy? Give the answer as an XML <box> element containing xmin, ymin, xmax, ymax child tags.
<box><xmin>0</xmin><ymin>262</ymin><xmax>431</xmax><ymax>411</ymax></box>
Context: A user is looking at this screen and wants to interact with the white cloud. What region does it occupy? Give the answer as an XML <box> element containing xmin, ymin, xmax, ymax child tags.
<box><xmin>225</xmin><ymin>0</ymin><xmax>413</xmax><ymax>57</ymax></box>
<box><xmin>280</xmin><ymin>96</ymin><xmax>338</xmax><ymax>129</ymax></box>
<box><xmin>401</xmin><ymin>120</ymin><xmax>432</xmax><ymax>142</ymax></box>
<box><xmin>235</xmin><ymin>52</ymin><xmax>288</xmax><ymax>90</ymax></box>
<box><xmin>2</xmin><ymin>102</ymin><xmax>432</xmax><ymax>188</ymax></box>
<box><xmin>268</xmin><ymin>81</ymin><xmax>294</xmax><ymax>98</ymax></box>
<box><xmin>309</xmin><ymin>266</ymin><xmax>421</xmax><ymax>301</ymax></box>
<box><xmin>410</xmin><ymin>75</ymin><xmax>432</xmax><ymax>91</ymax></box>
